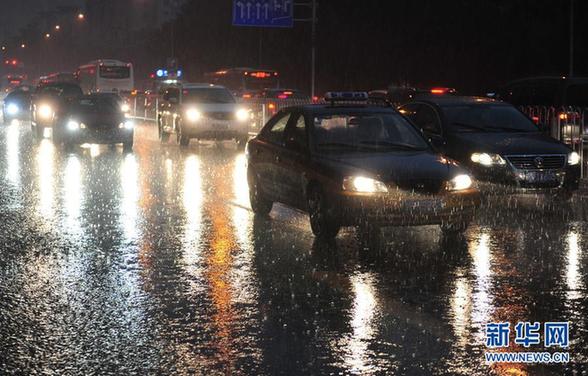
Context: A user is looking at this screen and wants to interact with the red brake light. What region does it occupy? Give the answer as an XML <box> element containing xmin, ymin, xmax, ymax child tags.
<box><xmin>531</xmin><ymin>116</ymin><xmax>540</xmax><ymax>125</ymax></box>
<box><xmin>431</xmin><ymin>88</ymin><xmax>447</xmax><ymax>94</ymax></box>
<box><xmin>251</xmin><ymin>72</ymin><xmax>271</xmax><ymax>78</ymax></box>
<box><xmin>242</xmin><ymin>93</ymin><xmax>252</xmax><ymax>99</ymax></box>
<box><xmin>278</xmin><ymin>94</ymin><xmax>288</xmax><ymax>99</ymax></box>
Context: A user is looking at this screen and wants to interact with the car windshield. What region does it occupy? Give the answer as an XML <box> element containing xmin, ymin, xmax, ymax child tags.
<box><xmin>444</xmin><ymin>105</ymin><xmax>538</xmax><ymax>133</ymax></box>
<box><xmin>73</xmin><ymin>96</ymin><xmax>121</xmax><ymax>113</ymax></box>
<box><xmin>182</xmin><ymin>88</ymin><xmax>235</xmax><ymax>104</ymax></box>
<box><xmin>313</xmin><ymin>112</ymin><xmax>429</xmax><ymax>152</ymax></box>
<box><xmin>39</xmin><ymin>84</ymin><xmax>83</xmax><ymax>99</ymax></box>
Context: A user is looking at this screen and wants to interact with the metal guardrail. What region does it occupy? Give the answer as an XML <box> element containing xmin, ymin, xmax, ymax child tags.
<box><xmin>521</xmin><ymin>106</ymin><xmax>588</xmax><ymax>177</ymax></box>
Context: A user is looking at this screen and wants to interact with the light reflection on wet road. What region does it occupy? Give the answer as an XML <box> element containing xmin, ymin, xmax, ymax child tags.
<box><xmin>0</xmin><ymin>121</ymin><xmax>587</xmax><ymax>375</ymax></box>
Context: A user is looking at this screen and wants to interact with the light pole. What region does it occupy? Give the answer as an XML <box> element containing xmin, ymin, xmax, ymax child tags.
<box><xmin>569</xmin><ymin>0</ymin><xmax>574</xmax><ymax>77</ymax></box>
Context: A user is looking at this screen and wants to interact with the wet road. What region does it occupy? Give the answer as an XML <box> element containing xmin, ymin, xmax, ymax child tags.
<box><xmin>0</xmin><ymin>121</ymin><xmax>587</xmax><ymax>375</ymax></box>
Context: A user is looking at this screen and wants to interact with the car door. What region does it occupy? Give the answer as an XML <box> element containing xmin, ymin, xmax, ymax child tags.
<box><xmin>253</xmin><ymin>111</ymin><xmax>292</xmax><ymax>201</ymax></box>
<box><xmin>276</xmin><ymin>111</ymin><xmax>310</xmax><ymax>209</ymax></box>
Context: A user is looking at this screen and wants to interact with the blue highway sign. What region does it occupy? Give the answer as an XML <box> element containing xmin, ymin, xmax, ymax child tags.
<box><xmin>233</xmin><ymin>0</ymin><xmax>294</xmax><ymax>28</ymax></box>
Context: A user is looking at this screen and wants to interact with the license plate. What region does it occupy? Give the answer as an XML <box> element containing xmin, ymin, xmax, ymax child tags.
<box><xmin>523</xmin><ymin>171</ymin><xmax>557</xmax><ymax>183</ymax></box>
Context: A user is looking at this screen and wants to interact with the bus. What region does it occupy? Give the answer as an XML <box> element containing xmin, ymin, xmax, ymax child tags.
<box><xmin>204</xmin><ymin>67</ymin><xmax>279</xmax><ymax>96</ymax></box>
<box><xmin>76</xmin><ymin>59</ymin><xmax>134</xmax><ymax>94</ymax></box>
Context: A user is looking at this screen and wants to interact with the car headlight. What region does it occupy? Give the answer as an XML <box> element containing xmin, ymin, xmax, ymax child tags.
<box><xmin>121</xmin><ymin>103</ymin><xmax>130</xmax><ymax>113</ymax></box>
<box><xmin>236</xmin><ymin>108</ymin><xmax>250</xmax><ymax>122</ymax></box>
<box><xmin>342</xmin><ymin>176</ymin><xmax>388</xmax><ymax>193</ymax></box>
<box><xmin>121</xmin><ymin>120</ymin><xmax>134</xmax><ymax>130</ymax></box>
<box><xmin>568</xmin><ymin>151</ymin><xmax>580</xmax><ymax>165</ymax></box>
<box><xmin>38</xmin><ymin>104</ymin><xmax>54</xmax><ymax>120</ymax></box>
<box><xmin>471</xmin><ymin>152</ymin><xmax>506</xmax><ymax>166</ymax></box>
<box><xmin>67</xmin><ymin>120</ymin><xmax>80</xmax><ymax>131</ymax></box>
<box><xmin>447</xmin><ymin>174</ymin><xmax>473</xmax><ymax>191</ymax></box>
<box><xmin>186</xmin><ymin>108</ymin><xmax>202</xmax><ymax>122</ymax></box>
<box><xmin>6</xmin><ymin>103</ymin><xmax>19</xmax><ymax>115</ymax></box>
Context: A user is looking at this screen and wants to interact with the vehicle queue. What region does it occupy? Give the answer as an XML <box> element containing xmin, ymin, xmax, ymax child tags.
<box><xmin>0</xmin><ymin>64</ymin><xmax>583</xmax><ymax>242</ymax></box>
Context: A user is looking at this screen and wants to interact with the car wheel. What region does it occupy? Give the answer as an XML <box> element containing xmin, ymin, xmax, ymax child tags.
<box><xmin>440</xmin><ymin>221</ymin><xmax>469</xmax><ymax>236</ymax></box>
<box><xmin>307</xmin><ymin>185</ymin><xmax>340</xmax><ymax>239</ymax></box>
<box><xmin>248</xmin><ymin>170</ymin><xmax>273</xmax><ymax>215</ymax></box>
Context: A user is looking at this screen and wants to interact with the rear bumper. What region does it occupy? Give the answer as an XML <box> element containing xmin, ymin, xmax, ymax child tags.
<box><xmin>332</xmin><ymin>189</ymin><xmax>480</xmax><ymax>227</ymax></box>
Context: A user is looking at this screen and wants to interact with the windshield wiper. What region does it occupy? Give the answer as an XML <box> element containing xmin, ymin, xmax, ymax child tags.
<box><xmin>358</xmin><ymin>141</ymin><xmax>426</xmax><ymax>150</ymax></box>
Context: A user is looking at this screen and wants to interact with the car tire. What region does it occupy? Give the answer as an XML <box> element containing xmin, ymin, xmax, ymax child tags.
<box><xmin>248</xmin><ymin>170</ymin><xmax>273</xmax><ymax>215</ymax></box>
<box><xmin>307</xmin><ymin>185</ymin><xmax>341</xmax><ymax>239</ymax></box>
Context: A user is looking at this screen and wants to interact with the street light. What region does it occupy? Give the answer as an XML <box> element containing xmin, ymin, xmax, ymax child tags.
<box><xmin>55</xmin><ymin>25</ymin><xmax>61</xmax><ymax>30</ymax></box>
<box><xmin>20</xmin><ymin>43</ymin><xmax>26</xmax><ymax>48</ymax></box>
<box><xmin>77</xmin><ymin>13</ymin><xmax>85</xmax><ymax>20</ymax></box>
<box><xmin>45</xmin><ymin>33</ymin><xmax>51</xmax><ymax>39</ymax></box>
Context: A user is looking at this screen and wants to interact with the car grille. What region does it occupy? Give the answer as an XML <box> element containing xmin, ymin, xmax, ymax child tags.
<box><xmin>505</xmin><ymin>155</ymin><xmax>566</xmax><ymax>170</ymax></box>
<box><xmin>206</xmin><ymin>112</ymin><xmax>233</xmax><ymax>121</ymax></box>
<box><xmin>395</xmin><ymin>179</ymin><xmax>444</xmax><ymax>195</ymax></box>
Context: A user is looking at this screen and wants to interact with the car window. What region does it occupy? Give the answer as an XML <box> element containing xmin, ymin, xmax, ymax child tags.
<box><xmin>443</xmin><ymin>105</ymin><xmax>538</xmax><ymax>133</ymax></box>
<box><xmin>312</xmin><ymin>112</ymin><xmax>429</xmax><ymax>153</ymax></box>
<box><xmin>565</xmin><ymin>84</ymin><xmax>588</xmax><ymax>106</ymax></box>
<box><xmin>413</xmin><ymin>105</ymin><xmax>441</xmax><ymax>135</ymax></box>
<box><xmin>262</xmin><ymin>112</ymin><xmax>291</xmax><ymax>145</ymax></box>
<box><xmin>285</xmin><ymin>114</ymin><xmax>308</xmax><ymax>150</ymax></box>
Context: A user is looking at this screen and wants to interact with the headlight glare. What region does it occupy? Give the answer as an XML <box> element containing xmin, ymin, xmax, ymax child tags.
<box><xmin>6</xmin><ymin>103</ymin><xmax>19</xmax><ymax>115</ymax></box>
<box><xmin>447</xmin><ymin>174</ymin><xmax>473</xmax><ymax>191</ymax></box>
<box><xmin>186</xmin><ymin>108</ymin><xmax>202</xmax><ymax>122</ymax></box>
<box><xmin>342</xmin><ymin>176</ymin><xmax>388</xmax><ymax>193</ymax></box>
<box><xmin>121</xmin><ymin>103</ymin><xmax>130</xmax><ymax>113</ymax></box>
<box><xmin>471</xmin><ymin>152</ymin><xmax>505</xmax><ymax>166</ymax></box>
<box><xmin>67</xmin><ymin>120</ymin><xmax>80</xmax><ymax>131</ymax></box>
<box><xmin>568</xmin><ymin>151</ymin><xmax>580</xmax><ymax>165</ymax></box>
<box><xmin>236</xmin><ymin>108</ymin><xmax>249</xmax><ymax>122</ymax></box>
<box><xmin>38</xmin><ymin>104</ymin><xmax>53</xmax><ymax>119</ymax></box>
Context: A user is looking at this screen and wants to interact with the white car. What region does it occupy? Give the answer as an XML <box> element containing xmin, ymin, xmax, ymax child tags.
<box><xmin>158</xmin><ymin>83</ymin><xmax>250</xmax><ymax>147</ymax></box>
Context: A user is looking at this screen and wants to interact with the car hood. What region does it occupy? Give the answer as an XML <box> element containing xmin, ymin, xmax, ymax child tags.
<box><xmin>319</xmin><ymin>151</ymin><xmax>465</xmax><ymax>194</ymax></box>
<box><xmin>449</xmin><ymin>132</ymin><xmax>571</xmax><ymax>155</ymax></box>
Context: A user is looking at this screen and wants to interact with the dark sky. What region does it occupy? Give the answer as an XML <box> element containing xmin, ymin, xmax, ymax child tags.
<box><xmin>2</xmin><ymin>0</ymin><xmax>587</xmax><ymax>94</ymax></box>
<box><xmin>0</xmin><ymin>0</ymin><xmax>83</xmax><ymax>40</ymax></box>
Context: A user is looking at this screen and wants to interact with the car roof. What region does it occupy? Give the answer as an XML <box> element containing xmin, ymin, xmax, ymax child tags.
<box><xmin>406</xmin><ymin>95</ymin><xmax>505</xmax><ymax>106</ymax></box>
<box><xmin>290</xmin><ymin>104</ymin><xmax>399</xmax><ymax>115</ymax></box>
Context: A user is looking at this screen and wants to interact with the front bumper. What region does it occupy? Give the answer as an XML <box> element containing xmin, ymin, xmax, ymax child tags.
<box><xmin>473</xmin><ymin>165</ymin><xmax>580</xmax><ymax>194</ymax></box>
<box><xmin>63</xmin><ymin>128</ymin><xmax>134</xmax><ymax>145</ymax></box>
<box><xmin>182</xmin><ymin>119</ymin><xmax>248</xmax><ymax>140</ymax></box>
<box><xmin>332</xmin><ymin>189</ymin><xmax>480</xmax><ymax>227</ymax></box>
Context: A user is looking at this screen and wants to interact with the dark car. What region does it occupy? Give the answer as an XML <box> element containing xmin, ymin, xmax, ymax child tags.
<box><xmin>398</xmin><ymin>97</ymin><xmax>581</xmax><ymax>199</ymax></box>
<box><xmin>495</xmin><ymin>76</ymin><xmax>588</xmax><ymax>107</ymax></box>
<box><xmin>246</xmin><ymin>92</ymin><xmax>480</xmax><ymax>239</ymax></box>
<box><xmin>2</xmin><ymin>87</ymin><xmax>32</xmax><ymax>124</ymax></box>
<box><xmin>54</xmin><ymin>93</ymin><xmax>133</xmax><ymax>150</ymax></box>
<box><xmin>31</xmin><ymin>82</ymin><xmax>84</xmax><ymax>138</ymax></box>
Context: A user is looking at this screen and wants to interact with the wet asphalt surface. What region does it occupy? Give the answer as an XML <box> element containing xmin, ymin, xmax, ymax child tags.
<box><xmin>0</xmin><ymin>121</ymin><xmax>587</xmax><ymax>375</ymax></box>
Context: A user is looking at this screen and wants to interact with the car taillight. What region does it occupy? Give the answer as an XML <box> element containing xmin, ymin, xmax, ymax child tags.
<box><xmin>531</xmin><ymin>116</ymin><xmax>540</xmax><ymax>125</ymax></box>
